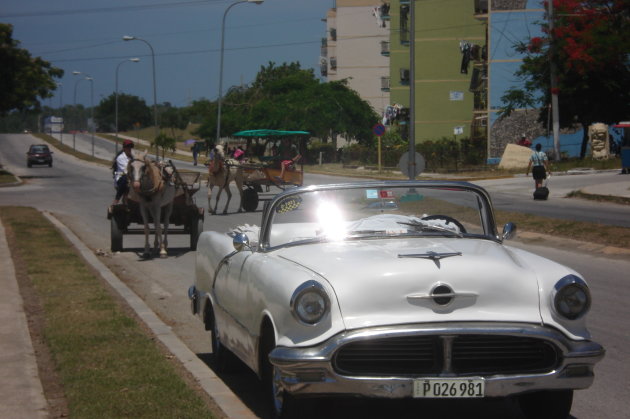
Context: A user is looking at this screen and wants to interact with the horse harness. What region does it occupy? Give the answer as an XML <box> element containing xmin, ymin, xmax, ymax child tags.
<box><xmin>130</xmin><ymin>159</ymin><xmax>174</xmax><ymax>199</ymax></box>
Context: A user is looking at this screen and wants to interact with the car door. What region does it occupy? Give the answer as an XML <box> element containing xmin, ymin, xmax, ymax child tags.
<box><xmin>213</xmin><ymin>250</ymin><xmax>255</xmax><ymax>357</ymax></box>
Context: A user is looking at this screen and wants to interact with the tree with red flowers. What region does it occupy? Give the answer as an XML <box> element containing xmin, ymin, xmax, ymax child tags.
<box><xmin>500</xmin><ymin>0</ymin><xmax>630</xmax><ymax>158</ymax></box>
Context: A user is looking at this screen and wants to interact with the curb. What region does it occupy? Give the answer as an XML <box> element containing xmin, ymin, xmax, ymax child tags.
<box><xmin>42</xmin><ymin>212</ymin><xmax>257</xmax><ymax>419</ymax></box>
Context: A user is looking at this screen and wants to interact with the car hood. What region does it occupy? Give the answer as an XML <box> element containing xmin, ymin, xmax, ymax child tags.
<box><xmin>277</xmin><ymin>238</ymin><xmax>543</xmax><ymax>330</ymax></box>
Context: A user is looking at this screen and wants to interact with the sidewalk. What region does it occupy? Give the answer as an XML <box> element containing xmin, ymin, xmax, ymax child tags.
<box><xmin>0</xmin><ymin>220</ymin><xmax>48</xmax><ymax>419</ymax></box>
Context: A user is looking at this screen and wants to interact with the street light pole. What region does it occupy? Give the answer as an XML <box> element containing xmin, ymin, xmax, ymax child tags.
<box><xmin>115</xmin><ymin>58</ymin><xmax>140</xmax><ymax>154</ymax></box>
<box><xmin>86</xmin><ymin>76</ymin><xmax>95</xmax><ymax>157</ymax></box>
<box><xmin>57</xmin><ymin>83</ymin><xmax>63</xmax><ymax>144</ymax></box>
<box><xmin>72</xmin><ymin>71</ymin><xmax>86</xmax><ymax>151</ymax></box>
<box><xmin>123</xmin><ymin>36</ymin><xmax>158</xmax><ymax>140</ymax></box>
<box><xmin>216</xmin><ymin>0</ymin><xmax>264</xmax><ymax>145</ymax></box>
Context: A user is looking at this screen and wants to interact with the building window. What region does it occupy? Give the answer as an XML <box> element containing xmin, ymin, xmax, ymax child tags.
<box><xmin>380</xmin><ymin>41</ymin><xmax>390</xmax><ymax>56</ymax></box>
<box><xmin>381</xmin><ymin>77</ymin><xmax>391</xmax><ymax>92</ymax></box>
<box><xmin>400</xmin><ymin>68</ymin><xmax>410</xmax><ymax>84</ymax></box>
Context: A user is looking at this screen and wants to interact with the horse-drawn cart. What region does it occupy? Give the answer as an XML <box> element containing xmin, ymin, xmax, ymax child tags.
<box><xmin>108</xmin><ymin>168</ymin><xmax>204</xmax><ymax>252</ymax></box>
<box><xmin>232</xmin><ymin>129</ymin><xmax>309</xmax><ymax>212</ymax></box>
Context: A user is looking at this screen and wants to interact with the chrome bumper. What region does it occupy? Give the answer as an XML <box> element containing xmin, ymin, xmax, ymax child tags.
<box><xmin>269</xmin><ymin>322</ymin><xmax>605</xmax><ymax>398</ymax></box>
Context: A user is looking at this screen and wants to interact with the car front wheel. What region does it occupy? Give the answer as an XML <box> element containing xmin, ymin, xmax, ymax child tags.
<box><xmin>516</xmin><ymin>389</ymin><xmax>573</xmax><ymax>419</ymax></box>
<box><xmin>260</xmin><ymin>329</ymin><xmax>297</xmax><ymax>419</ymax></box>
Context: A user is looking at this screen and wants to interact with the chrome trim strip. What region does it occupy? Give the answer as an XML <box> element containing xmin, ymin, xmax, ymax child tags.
<box><xmin>398</xmin><ymin>251</ymin><xmax>462</xmax><ymax>260</ymax></box>
<box><xmin>406</xmin><ymin>292</ymin><xmax>478</xmax><ymax>300</ymax></box>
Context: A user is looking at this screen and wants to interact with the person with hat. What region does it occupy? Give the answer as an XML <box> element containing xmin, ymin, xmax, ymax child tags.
<box><xmin>111</xmin><ymin>140</ymin><xmax>135</xmax><ymax>205</ymax></box>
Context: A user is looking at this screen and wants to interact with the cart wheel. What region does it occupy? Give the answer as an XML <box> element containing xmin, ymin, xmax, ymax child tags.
<box><xmin>111</xmin><ymin>215</ymin><xmax>123</xmax><ymax>252</ymax></box>
<box><xmin>242</xmin><ymin>188</ymin><xmax>259</xmax><ymax>212</ymax></box>
<box><xmin>190</xmin><ymin>216</ymin><xmax>204</xmax><ymax>250</ymax></box>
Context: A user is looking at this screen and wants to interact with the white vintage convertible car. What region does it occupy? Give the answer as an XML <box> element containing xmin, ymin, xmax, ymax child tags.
<box><xmin>188</xmin><ymin>181</ymin><xmax>604</xmax><ymax>418</ymax></box>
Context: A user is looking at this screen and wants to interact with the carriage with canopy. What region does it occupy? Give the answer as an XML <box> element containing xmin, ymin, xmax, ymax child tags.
<box><xmin>231</xmin><ymin>129</ymin><xmax>309</xmax><ymax>212</ymax></box>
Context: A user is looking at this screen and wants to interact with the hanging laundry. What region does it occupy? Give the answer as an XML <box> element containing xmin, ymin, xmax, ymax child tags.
<box><xmin>372</xmin><ymin>7</ymin><xmax>386</xmax><ymax>28</ymax></box>
<box><xmin>459</xmin><ymin>41</ymin><xmax>472</xmax><ymax>74</ymax></box>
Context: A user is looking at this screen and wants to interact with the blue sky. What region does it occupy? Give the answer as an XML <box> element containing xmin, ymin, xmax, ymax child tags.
<box><xmin>2</xmin><ymin>0</ymin><xmax>332</xmax><ymax>108</ymax></box>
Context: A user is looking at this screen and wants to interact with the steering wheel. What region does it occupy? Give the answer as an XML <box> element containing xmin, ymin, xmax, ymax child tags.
<box><xmin>421</xmin><ymin>215</ymin><xmax>467</xmax><ymax>234</ymax></box>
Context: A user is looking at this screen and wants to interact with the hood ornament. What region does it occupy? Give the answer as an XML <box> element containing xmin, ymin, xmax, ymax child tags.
<box><xmin>398</xmin><ymin>251</ymin><xmax>462</xmax><ymax>268</ymax></box>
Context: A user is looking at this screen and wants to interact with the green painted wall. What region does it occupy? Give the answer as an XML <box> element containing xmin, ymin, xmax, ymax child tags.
<box><xmin>389</xmin><ymin>0</ymin><xmax>485</xmax><ymax>141</ymax></box>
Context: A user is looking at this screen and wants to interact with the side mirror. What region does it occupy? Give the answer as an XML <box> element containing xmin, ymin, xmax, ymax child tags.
<box><xmin>502</xmin><ymin>222</ymin><xmax>517</xmax><ymax>241</ymax></box>
<box><xmin>233</xmin><ymin>232</ymin><xmax>250</xmax><ymax>252</ymax></box>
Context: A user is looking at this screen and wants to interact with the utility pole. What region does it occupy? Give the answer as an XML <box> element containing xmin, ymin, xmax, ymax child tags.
<box><xmin>408</xmin><ymin>0</ymin><xmax>416</xmax><ymax>180</ymax></box>
<box><xmin>548</xmin><ymin>0</ymin><xmax>561</xmax><ymax>160</ymax></box>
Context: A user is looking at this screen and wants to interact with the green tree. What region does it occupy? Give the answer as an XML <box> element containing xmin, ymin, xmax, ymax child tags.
<box><xmin>160</xmin><ymin>105</ymin><xmax>187</xmax><ymax>139</ymax></box>
<box><xmin>500</xmin><ymin>0</ymin><xmax>630</xmax><ymax>158</ymax></box>
<box><xmin>0</xmin><ymin>24</ymin><xmax>63</xmax><ymax>115</ymax></box>
<box><xmin>181</xmin><ymin>99</ymin><xmax>214</xmax><ymax>124</ymax></box>
<box><xmin>153</xmin><ymin>133</ymin><xmax>176</xmax><ymax>160</ymax></box>
<box><xmin>193</xmin><ymin>62</ymin><xmax>379</xmax><ymax>151</ymax></box>
<box><xmin>242</xmin><ymin>62</ymin><xmax>378</xmax><ymax>145</ymax></box>
<box><xmin>94</xmin><ymin>93</ymin><xmax>151</xmax><ymax>132</ymax></box>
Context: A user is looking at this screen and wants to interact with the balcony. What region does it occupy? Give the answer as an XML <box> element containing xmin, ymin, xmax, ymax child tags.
<box><xmin>330</xmin><ymin>28</ymin><xmax>337</xmax><ymax>42</ymax></box>
<box><xmin>320</xmin><ymin>58</ymin><xmax>328</xmax><ymax>77</ymax></box>
<box><xmin>400</xmin><ymin>4</ymin><xmax>409</xmax><ymax>45</ymax></box>
<box><xmin>474</xmin><ymin>0</ymin><xmax>488</xmax><ymax>17</ymax></box>
<box><xmin>330</xmin><ymin>57</ymin><xmax>337</xmax><ymax>71</ymax></box>
<box><xmin>473</xmin><ymin>90</ymin><xmax>487</xmax><ymax>111</ymax></box>
<box><xmin>400</xmin><ymin>68</ymin><xmax>410</xmax><ymax>85</ymax></box>
<box><xmin>381</xmin><ymin>76</ymin><xmax>391</xmax><ymax>92</ymax></box>
<box><xmin>380</xmin><ymin>41</ymin><xmax>390</xmax><ymax>56</ymax></box>
<box><xmin>469</xmin><ymin>66</ymin><xmax>486</xmax><ymax>92</ymax></box>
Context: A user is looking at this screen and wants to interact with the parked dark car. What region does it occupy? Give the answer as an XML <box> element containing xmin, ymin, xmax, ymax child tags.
<box><xmin>27</xmin><ymin>144</ymin><xmax>53</xmax><ymax>167</ymax></box>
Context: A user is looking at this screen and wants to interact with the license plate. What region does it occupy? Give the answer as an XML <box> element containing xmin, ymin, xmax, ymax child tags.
<box><xmin>413</xmin><ymin>378</ymin><xmax>485</xmax><ymax>398</ymax></box>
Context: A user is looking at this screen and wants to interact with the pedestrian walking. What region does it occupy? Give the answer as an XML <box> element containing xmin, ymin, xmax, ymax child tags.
<box><xmin>526</xmin><ymin>143</ymin><xmax>551</xmax><ymax>190</ymax></box>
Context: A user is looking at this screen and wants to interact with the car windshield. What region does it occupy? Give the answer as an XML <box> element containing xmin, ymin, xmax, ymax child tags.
<box><xmin>264</xmin><ymin>183</ymin><xmax>494</xmax><ymax>249</ymax></box>
<box><xmin>31</xmin><ymin>146</ymin><xmax>49</xmax><ymax>153</ymax></box>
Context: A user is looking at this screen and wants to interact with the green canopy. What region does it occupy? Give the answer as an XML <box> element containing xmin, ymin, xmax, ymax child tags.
<box><xmin>232</xmin><ymin>129</ymin><xmax>310</xmax><ymax>137</ymax></box>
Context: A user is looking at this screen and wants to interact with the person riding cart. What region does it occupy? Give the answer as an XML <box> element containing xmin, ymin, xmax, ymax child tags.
<box><xmin>111</xmin><ymin>139</ymin><xmax>135</xmax><ymax>205</ymax></box>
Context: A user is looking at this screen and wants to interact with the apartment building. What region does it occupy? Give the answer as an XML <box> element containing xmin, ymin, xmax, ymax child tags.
<box><xmin>321</xmin><ymin>0</ymin><xmax>390</xmax><ymax>117</ymax></box>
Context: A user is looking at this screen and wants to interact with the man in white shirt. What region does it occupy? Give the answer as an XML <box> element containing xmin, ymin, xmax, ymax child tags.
<box><xmin>112</xmin><ymin>139</ymin><xmax>135</xmax><ymax>205</ymax></box>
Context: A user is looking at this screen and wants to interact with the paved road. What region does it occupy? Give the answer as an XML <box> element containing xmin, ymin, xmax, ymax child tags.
<box><xmin>1</xmin><ymin>133</ymin><xmax>628</xmax><ymax>418</ymax></box>
<box><xmin>476</xmin><ymin>173</ymin><xmax>630</xmax><ymax>228</ymax></box>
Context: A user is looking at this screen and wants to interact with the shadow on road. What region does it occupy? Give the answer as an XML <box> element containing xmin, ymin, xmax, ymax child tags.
<box><xmin>197</xmin><ymin>353</ymin><xmax>535</xmax><ymax>419</ymax></box>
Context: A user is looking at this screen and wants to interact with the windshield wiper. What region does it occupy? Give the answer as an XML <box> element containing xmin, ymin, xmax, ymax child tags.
<box><xmin>347</xmin><ymin>229</ymin><xmax>388</xmax><ymax>236</ymax></box>
<box><xmin>397</xmin><ymin>221</ymin><xmax>463</xmax><ymax>238</ymax></box>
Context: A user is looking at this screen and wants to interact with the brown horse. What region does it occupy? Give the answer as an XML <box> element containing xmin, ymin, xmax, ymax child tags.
<box><xmin>127</xmin><ymin>153</ymin><xmax>177</xmax><ymax>258</ymax></box>
<box><xmin>206</xmin><ymin>144</ymin><xmax>244</xmax><ymax>214</ymax></box>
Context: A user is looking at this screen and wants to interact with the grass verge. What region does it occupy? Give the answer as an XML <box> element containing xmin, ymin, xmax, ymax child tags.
<box><xmin>0</xmin><ymin>167</ymin><xmax>18</xmax><ymax>184</ymax></box>
<box><xmin>566</xmin><ymin>190</ymin><xmax>630</xmax><ymax>206</ymax></box>
<box><xmin>494</xmin><ymin>209</ymin><xmax>630</xmax><ymax>249</ymax></box>
<box><xmin>0</xmin><ymin>206</ymin><xmax>216</xmax><ymax>419</ymax></box>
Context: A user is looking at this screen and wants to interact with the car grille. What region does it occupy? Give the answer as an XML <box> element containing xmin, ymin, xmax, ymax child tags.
<box><xmin>333</xmin><ymin>334</ymin><xmax>559</xmax><ymax>377</ymax></box>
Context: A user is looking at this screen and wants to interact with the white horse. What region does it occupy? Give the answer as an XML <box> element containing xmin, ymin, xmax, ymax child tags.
<box><xmin>127</xmin><ymin>154</ymin><xmax>177</xmax><ymax>258</ymax></box>
<box><xmin>206</xmin><ymin>144</ymin><xmax>244</xmax><ymax>214</ymax></box>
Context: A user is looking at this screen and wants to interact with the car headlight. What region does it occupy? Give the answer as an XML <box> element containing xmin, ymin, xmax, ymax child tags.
<box><xmin>291</xmin><ymin>281</ymin><xmax>330</xmax><ymax>325</ymax></box>
<box><xmin>553</xmin><ymin>275</ymin><xmax>591</xmax><ymax>320</ymax></box>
